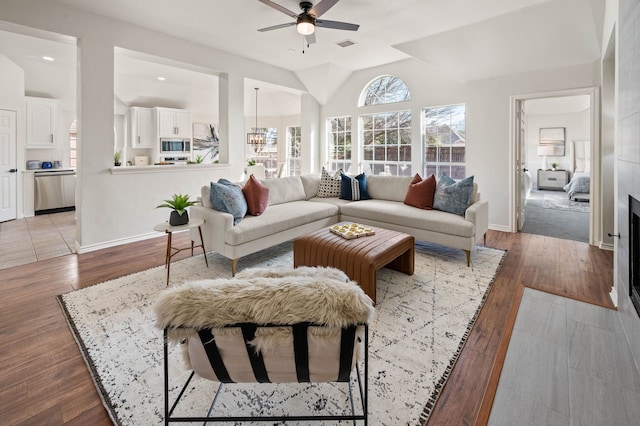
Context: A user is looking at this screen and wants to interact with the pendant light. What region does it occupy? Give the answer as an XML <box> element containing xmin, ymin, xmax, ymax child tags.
<box><xmin>247</xmin><ymin>87</ymin><xmax>267</xmax><ymax>145</ymax></box>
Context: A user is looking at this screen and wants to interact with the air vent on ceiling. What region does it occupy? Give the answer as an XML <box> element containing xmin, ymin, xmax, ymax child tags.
<box><xmin>337</xmin><ymin>39</ymin><xmax>356</xmax><ymax>48</ymax></box>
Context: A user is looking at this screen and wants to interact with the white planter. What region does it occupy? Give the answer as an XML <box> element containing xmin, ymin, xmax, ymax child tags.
<box><xmin>246</xmin><ymin>164</ymin><xmax>266</xmax><ymax>180</ymax></box>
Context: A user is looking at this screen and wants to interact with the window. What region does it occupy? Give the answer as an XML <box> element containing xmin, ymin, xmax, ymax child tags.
<box><xmin>327</xmin><ymin>116</ymin><xmax>351</xmax><ymax>173</ymax></box>
<box><xmin>361</xmin><ymin>111</ymin><xmax>412</xmax><ymax>176</ymax></box>
<box><xmin>252</xmin><ymin>128</ymin><xmax>278</xmax><ymax>178</ymax></box>
<box><xmin>286</xmin><ymin>126</ymin><xmax>301</xmax><ymax>176</ymax></box>
<box><xmin>359</xmin><ymin>75</ymin><xmax>411</xmax><ymax>106</ymax></box>
<box><xmin>423</xmin><ymin>105</ymin><xmax>466</xmax><ymax>179</ymax></box>
<box><xmin>69</xmin><ymin>120</ymin><xmax>77</xmax><ymax>168</ymax></box>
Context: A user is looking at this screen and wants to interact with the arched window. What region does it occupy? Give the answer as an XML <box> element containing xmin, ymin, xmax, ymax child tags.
<box><xmin>358</xmin><ymin>76</ymin><xmax>412</xmax><ymax>176</ymax></box>
<box><xmin>359</xmin><ymin>75</ymin><xmax>411</xmax><ymax>106</ymax></box>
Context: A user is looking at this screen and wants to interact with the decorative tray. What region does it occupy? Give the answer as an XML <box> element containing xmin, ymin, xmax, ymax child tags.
<box><xmin>330</xmin><ymin>223</ymin><xmax>375</xmax><ymax>239</ymax></box>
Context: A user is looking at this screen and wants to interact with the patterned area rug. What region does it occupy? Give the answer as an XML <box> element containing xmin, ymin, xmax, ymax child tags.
<box><xmin>543</xmin><ymin>194</ymin><xmax>590</xmax><ymax>213</ymax></box>
<box><xmin>58</xmin><ymin>241</ymin><xmax>505</xmax><ymax>425</ymax></box>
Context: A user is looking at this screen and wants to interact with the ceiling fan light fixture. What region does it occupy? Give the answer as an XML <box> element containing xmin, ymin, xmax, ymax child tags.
<box><xmin>296</xmin><ymin>15</ymin><xmax>315</xmax><ymax>35</ymax></box>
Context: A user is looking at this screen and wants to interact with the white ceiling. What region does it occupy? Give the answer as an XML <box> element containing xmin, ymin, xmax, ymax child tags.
<box><xmin>51</xmin><ymin>0</ymin><xmax>604</xmax><ymax>81</ymax></box>
<box><xmin>0</xmin><ymin>0</ymin><xmax>604</xmax><ymax>115</ymax></box>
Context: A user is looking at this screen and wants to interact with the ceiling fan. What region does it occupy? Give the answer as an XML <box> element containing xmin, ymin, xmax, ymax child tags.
<box><xmin>257</xmin><ymin>0</ymin><xmax>359</xmax><ymax>45</ymax></box>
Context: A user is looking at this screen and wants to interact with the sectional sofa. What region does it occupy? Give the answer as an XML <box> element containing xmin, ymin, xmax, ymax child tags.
<box><xmin>190</xmin><ymin>174</ymin><xmax>489</xmax><ymax>275</ymax></box>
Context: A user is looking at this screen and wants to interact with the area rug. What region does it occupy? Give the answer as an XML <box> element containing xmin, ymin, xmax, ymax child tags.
<box><xmin>58</xmin><ymin>241</ymin><xmax>505</xmax><ymax>425</ymax></box>
<box><xmin>543</xmin><ymin>194</ymin><xmax>590</xmax><ymax>213</ymax></box>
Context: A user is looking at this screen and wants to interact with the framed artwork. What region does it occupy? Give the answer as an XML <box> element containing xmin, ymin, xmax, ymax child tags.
<box><xmin>538</xmin><ymin>127</ymin><xmax>565</xmax><ymax>156</ymax></box>
<box><xmin>193</xmin><ymin>123</ymin><xmax>219</xmax><ymax>162</ymax></box>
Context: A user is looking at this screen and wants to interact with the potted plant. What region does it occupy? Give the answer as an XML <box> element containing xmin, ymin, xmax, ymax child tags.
<box><xmin>114</xmin><ymin>151</ymin><xmax>122</xmax><ymax>167</ymax></box>
<box><xmin>551</xmin><ymin>162</ymin><xmax>558</xmax><ymax>171</ymax></box>
<box><xmin>157</xmin><ymin>194</ymin><xmax>197</xmax><ymax>226</ymax></box>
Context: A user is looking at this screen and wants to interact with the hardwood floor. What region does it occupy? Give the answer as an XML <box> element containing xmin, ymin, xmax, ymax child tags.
<box><xmin>0</xmin><ymin>230</ymin><xmax>613</xmax><ymax>425</ymax></box>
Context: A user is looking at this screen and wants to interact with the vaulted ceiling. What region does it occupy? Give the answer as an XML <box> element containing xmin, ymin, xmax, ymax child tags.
<box><xmin>0</xmin><ymin>0</ymin><xmax>605</xmax><ymax>113</ymax></box>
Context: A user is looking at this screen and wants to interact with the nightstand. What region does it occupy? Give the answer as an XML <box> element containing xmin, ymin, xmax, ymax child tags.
<box><xmin>537</xmin><ymin>170</ymin><xmax>569</xmax><ymax>191</ymax></box>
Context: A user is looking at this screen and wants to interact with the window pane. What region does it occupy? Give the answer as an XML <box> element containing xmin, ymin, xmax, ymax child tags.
<box><xmin>327</xmin><ymin>116</ymin><xmax>352</xmax><ymax>172</ymax></box>
<box><xmin>361</xmin><ymin>76</ymin><xmax>412</xmax><ymax>106</ymax></box>
<box><xmin>422</xmin><ymin>104</ymin><xmax>466</xmax><ymax>178</ymax></box>
<box><xmin>360</xmin><ymin>109</ymin><xmax>411</xmax><ymax>176</ymax></box>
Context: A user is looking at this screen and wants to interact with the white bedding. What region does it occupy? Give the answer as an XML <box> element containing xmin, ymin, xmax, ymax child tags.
<box><xmin>564</xmin><ymin>172</ymin><xmax>590</xmax><ymax>200</ymax></box>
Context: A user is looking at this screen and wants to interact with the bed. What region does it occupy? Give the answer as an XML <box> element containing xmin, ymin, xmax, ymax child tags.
<box><xmin>564</xmin><ymin>140</ymin><xmax>590</xmax><ymax>202</ymax></box>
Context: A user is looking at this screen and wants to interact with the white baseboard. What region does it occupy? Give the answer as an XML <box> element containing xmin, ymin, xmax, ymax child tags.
<box><xmin>76</xmin><ymin>232</ymin><xmax>160</xmax><ymax>254</ymax></box>
<box><xmin>610</xmin><ymin>285</ymin><xmax>618</xmax><ymax>307</ymax></box>
<box><xmin>489</xmin><ymin>224</ymin><xmax>511</xmax><ymax>233</ymax></box>
<box><xmin>599</xmin><ymin>242</ymin><xmax>614</xmax><ymax>251</ymax></box>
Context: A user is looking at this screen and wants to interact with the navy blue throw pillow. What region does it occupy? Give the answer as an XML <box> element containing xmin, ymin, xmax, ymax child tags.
<box><xmin>340</xmin><ymin>173</ymin><xmax>371</xmax><ymax>201</ymax></box>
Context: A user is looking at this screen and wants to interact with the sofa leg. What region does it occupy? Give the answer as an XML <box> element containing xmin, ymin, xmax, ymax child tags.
<box><xmin>230</xmin><ymin>258</ymin><xmax>238</xmax><ymax>276</ymax></box>
<box><xmin>484</xmin><ymin>233</ymin><xmax>487</xmax><ymax>246</ymax></box>
<box><xmin>464</xmin><ymin>250</ymin><xmax>471</xmax><ymax>267</ymax></box>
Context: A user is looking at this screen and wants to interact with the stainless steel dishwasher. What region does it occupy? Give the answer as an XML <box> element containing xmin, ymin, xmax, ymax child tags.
<box><xmin>34</xmin><ymin>170</ymin><xmax>76</xmax><ymax>213</ymax></box>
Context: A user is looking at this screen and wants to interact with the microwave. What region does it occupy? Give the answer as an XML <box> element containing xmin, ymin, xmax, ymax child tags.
<box><xmin>161</xmin><ymin>139</ymin><xmax>190</xmax><ymax>152</ymax></box>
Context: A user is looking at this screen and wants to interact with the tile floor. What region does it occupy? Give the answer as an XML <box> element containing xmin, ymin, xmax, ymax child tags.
<box><xmin>0</xmin><ymin>211</ymin><xmax>76</xmax><ymax>270</ymax></box>
<box><xmin>489</xmin><ymin>288</ymin><xmax>640</xmax><ymax>425</ymax></box>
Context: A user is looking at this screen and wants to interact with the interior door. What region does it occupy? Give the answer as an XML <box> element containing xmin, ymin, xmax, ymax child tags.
<box><xmin>515</xmin><ymin>101</ymin><xmax>527</xmax><ymax>231</ymax></box>
<box><xmin>0</xmin><ymin>109</ymin><xmax>18</xmax><ymax>222</ymax></box>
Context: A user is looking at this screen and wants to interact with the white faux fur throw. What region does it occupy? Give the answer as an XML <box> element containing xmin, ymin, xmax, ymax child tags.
<box><xmin>154</xmin><ymin>266</ymin><xmax>374</xmax><ymax>332</ymax></box>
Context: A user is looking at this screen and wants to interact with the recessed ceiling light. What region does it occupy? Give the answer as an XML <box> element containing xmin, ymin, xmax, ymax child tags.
<box><xmin>157</xmin><ymin>76</ymin><xmax>166</xmax><ymax>81</ymax></box>
<box><xmin>42</xmin><ymin>56</ymin><xmax>55</xmax><ymax>61</ymax></box>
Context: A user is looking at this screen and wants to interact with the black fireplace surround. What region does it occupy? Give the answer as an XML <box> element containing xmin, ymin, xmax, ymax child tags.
<box><xmin>630</xmin><ymin>195</ymin><xmax>640</xmax><ymax>317</ymax></box>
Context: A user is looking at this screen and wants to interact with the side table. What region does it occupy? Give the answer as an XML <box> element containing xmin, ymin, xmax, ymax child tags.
<box><xmin>153</xmin><ymin>218</ymin><xmax>208</xmax><ymax>285</ymax></box>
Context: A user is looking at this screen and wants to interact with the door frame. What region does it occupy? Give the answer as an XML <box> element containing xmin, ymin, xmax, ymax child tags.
<box><xmin>0</xmin><ymin>109</ymin><xmax>18</xmax><ymax>222</ymax></box>
<box><xmin>509</xmin><ymin>87</ymin><xmax>600</xmax><ymax>245</ymax></box>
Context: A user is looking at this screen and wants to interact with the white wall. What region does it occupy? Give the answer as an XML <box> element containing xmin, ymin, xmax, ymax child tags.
<box><xmin>322</xmin><ymin>57</ymin><xmax>598</xmax><ymax>231</ymax></box>
<box><xmin>524</xmin><ymin>109</ymin><xmax>591</xmax><ymax>177</ymax></box>
<box><xmin>612</xmin><ymin>0</ymin><xmax>640</xmax><ymax>373</ymax></box>
<box><xmin>0</xmin><ymin>0</ymin><xmax>307</xmax><ymax>250</ymax></box>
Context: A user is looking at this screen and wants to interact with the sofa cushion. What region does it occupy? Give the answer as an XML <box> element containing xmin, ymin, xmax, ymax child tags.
<box><xmin>210</xmin><ymin>179</ymin><xmax>247</xmax><ymax>225</ymax></box>
<box><xmin>340</xmin><ymin>199</ymin><xmax>474</xmax><ymax>238</ymax></box>
<box><xmin>300</xmin><ymin>173</ymin><xmax>321</xmax><ymax>199</ymax></box>
<box><xmin>340</xmin><ymin>173</ymin><xmax>371</xmax><ymax>201</ymax></box>
<box><xmin>225</xmin><ymin>201</ymin><xmax>339</xmax><ymax>245</ymax></box>
<box><xmin>261</xmin><ymin>176</ymin><xmax>306</xmax><ymax>206</ymax></box>
<box><xmin>242</xmin><ymin>175</ymin><xmax>269</xmax><ymax>216</ymax></box>
<box><xmin>433</xmin><ymin>174</ymin><xmax>474</xmax><ymax>216</ymax></box>
<box><xmin>365</xmin><ymin>175</ymin><xmax>413</xmax><ymax>202</ymax></box>
<box><xmin>317</xmin><ymin>167</ymin><xmax>342</xmax><ymax>198</ymax></box>
<box><xmin>404</xmin><ymin>174</ymin><xmax>436</xmax><ymax>210</ymax></box>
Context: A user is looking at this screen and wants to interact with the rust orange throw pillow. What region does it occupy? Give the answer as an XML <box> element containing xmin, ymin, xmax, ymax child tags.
<box><xmin>242</xmin><ymin>174</ymin><xmax>270</xmax><ymax>216</ymax></box>
<box><xmin>404</xmin><ymin>173</ymin><xmax>436</xmax><ymax>210</ymax></box>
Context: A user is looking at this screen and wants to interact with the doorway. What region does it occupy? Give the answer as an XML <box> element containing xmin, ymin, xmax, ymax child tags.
<box><xmin>0</xmin><ymin>109</ymin><xmax>17</xmax><ymax>222</ymax></box>
<box><xmin>512</xmin><ymin>88</ymin><xmax>599</xmax><ymax>245</ymax></box>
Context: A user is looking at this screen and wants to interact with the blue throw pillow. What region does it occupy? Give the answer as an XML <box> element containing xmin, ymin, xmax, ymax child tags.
<box><xmin>433</xmin><ymin>174</ymin><xmax>474</xmax><ymax>215</ymax></box>
<box><xmin>340</xmin><ymin>173</ymin><xmax>371</xmax><ymax>201</ymax></box>
<box><xmin>209</xmin><ymin>179</ymin><xmax>247</xmax><ymax>225</ymax></box>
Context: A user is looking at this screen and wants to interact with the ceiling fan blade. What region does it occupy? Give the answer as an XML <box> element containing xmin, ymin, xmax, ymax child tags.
<box><xmin>315</xmin><ymin>19</ymin><xmax>359</xmax><ymax>31</ymax></box>
<box><xmin>258</xmin><ymin>22</ymin><xmax>296</xmax><ymax>32</ymax></box>
<box><xmin>309</xmin><ymin>0</ymin><xmax>339</xmax><ymax>18</ymax></box>
<box><xmin>258</xmin><ymin>0</ymin><xmax>298</xmax><ymax>18</ymax></box>
<box><xmin>305</xmin><ymin>32</ymin><xmax>316</xmax><ymax>45</ymax></box>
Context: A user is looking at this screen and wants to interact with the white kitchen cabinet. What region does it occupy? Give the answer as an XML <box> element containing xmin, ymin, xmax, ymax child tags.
<box><xmin>129</xmin><ymin>107</ymin><xmax>154</xmax><ymax>148</ymax></box>
<box><xmin>156</xmin><ymin>108</ymin><xmax>191</xmax><ymax>138</ymax></box>
<box><xmin>26</xmin><ymin>97</ymin><xmax>58</xmax><ymax>148</ymax></box>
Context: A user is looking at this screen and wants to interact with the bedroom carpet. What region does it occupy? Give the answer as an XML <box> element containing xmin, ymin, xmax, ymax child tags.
<box><xmin>543</xmin><ymin>194</ymin><xmax>590</xmax><ymax>213</ymax></box>
<box><xmin>57</xmin><ymin>240</ymin><xmax>505</xmax><ymax>425</ymax></box>
<box><xmin>521</xmin><ymin>197</ymin><xmax>589</xmax><ymax>243</ymax></box>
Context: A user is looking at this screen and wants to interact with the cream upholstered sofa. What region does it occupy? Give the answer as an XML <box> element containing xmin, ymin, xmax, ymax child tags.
<box><xmin>190</xmin><ymin>174</ymin><xmax>489</xmax><ymax>275</ymax></box>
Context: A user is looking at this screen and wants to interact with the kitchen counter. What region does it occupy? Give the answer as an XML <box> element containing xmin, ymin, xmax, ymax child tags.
<box><xmin>110</xmin><ymin>163</ymin><xmax>230</xmax><ymax>175</ymax></box>
<box><xmin>24</xmin><ymin>167</ymin><xmax>76</xmax><ymax>173</ymax></box>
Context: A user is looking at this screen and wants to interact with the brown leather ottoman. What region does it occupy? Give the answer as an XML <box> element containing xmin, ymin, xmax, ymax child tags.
<box><xmin>293</xmin><ymin>223</ymin><xmax>414</xmax><ymax>303</ymax></box>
